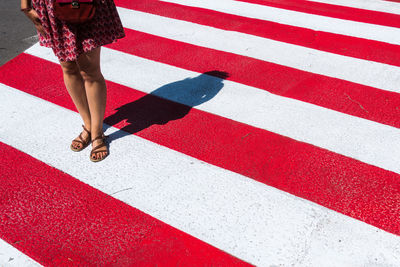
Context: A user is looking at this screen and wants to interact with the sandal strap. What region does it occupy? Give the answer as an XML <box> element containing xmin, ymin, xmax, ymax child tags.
<box><xmin>91</xmin><ymin>133</ymin><xmax>106</xmax><ymax>143</ymax></box>
<box><xmin>73</xmin><ymin>132</ymin><xmax>91</xmax><ymax>144</ymax></box>
<box><xmin>73</xmin><ymin>133</ymin><xmax>84</xmax><ymax>143</ymax></box>
<box><xmin>91</xmin><ymin>132</ymin><xmax>107</xmax><ymax>153</ymax></box>
<box><xmin>73</xmin><ymin>139</ymin><xmax>84</xmax><ymax>145</ymax></box>
<box><xmin>82</xmin><ymin>125</ymin><xmax>91</xmax><ymax>135</ymax></box>
<box><xmin>91</xmin><ymin>149</ymin><xmax>108</xmax><ymax>154</ymax></box>
<box><xmin>91</xmin><ymin>142</ymin><xmax>106</xmax><ymax>152</ymax></box>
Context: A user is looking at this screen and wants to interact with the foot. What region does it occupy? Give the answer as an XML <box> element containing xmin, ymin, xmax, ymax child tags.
<box><xmin>71</xmin><ymin>125</ymin><xmax>91</xmax><ymax>151</ymax></box>
<box><xmin>90</xmin><ymin>133</ymin><xmax>108</xmax><ymax>162</ymax></box>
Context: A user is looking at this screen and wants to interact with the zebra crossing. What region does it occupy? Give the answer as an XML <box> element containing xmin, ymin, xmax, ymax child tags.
<box><xmin>1</xmin><ymin>0</ymin><xmax>400</xmax><ymax>265</ymax></box>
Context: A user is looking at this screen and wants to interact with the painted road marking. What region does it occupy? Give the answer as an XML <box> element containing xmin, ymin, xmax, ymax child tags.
<box><xmin>0</xmin><ymin>142</ymin><xmax>247</xmax><ymax>266</ymax></box>
<box><xmin>0</xmin><ymin>84</ymin><xmax>399</xmax><ymax>266</ymax></box>
<box><xmin>24</xmin><ymin>45</ymin><xmax>400</xmax><ymax>175</ymax></box>
<box><xmin>113</xmin><ymin>7</ymin><xmax>400</xmax><ymax>93</ymax></box>
<box><xmin>233</xmin><ymin>0</ymin><xmax>400</xmax><ymax>28</ymax></box>
<box><xmin>159</xmin><ymin>0</ymin><xmax>400</xmax><ymax>45</ymax></box>
<box><xmin>0</xmin><ymin>239</ymin><xmax>41</xmax><ymax>267</ymax></box>
<box><xmin>1</xmin><ymin>53</ymin><xmax>399</xmax><ymax>235</ymax></box>
<box><xmin>307</xmin><ymin>0</ymin><xmax>400</xmax><ymax>15</ymax></box>
<box><xmin>116</xmin><ymin>0</ymin><xmax>400</xmax><ymax>67</ymax></box>
<box><xmin>1</xmin><ymin>0</ymin><xmax>400</xmax><ymax>264</ymax></box>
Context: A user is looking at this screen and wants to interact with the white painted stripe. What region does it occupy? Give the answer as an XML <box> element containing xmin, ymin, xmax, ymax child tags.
<box><xmin>25</xmin><ymin>44</ymin><xmax>400</xmax><ymax>174</ymax></box>
<box><xmin>308</xmin><ymin>0</ymin><xmax>400</xmax><ymax>15</ymax></box>
<box><xmin>160</xmin><ymin>0</ymin><xmax>400</xmax><ymax>44</ymax></box>
<box><xmin>114</xmin><ymin>7</ymin><xmax>400</xmax><ymax>94</ymax></box>
<box><xmin>1</xmin><ymin>84</ymin><xmax>400</xmax><ymax>266</ymax></box>
<box><xmin>0</xmin><ymin>239</ymin><xmax>41</xmax><ymax>267</ymax></box>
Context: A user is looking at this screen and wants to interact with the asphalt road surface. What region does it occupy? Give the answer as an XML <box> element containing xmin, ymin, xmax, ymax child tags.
<box><xmin>0</xmin><ymin>0</ymin><xmax>38</xmax><ymax>66</ymax></box>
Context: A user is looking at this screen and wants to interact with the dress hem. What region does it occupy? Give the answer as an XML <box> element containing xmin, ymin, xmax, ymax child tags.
<box><xmin>33</xmin><ymin>0</ymin><xmax>126</xmax><ymax>63</ymax></box>
<box><xmin>39</xmin><ymin>33</ymin><xmax>126</xmax><ymax>62</ymax></box>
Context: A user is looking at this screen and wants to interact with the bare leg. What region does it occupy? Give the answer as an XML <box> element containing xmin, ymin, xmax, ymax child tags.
<box><xmin>60</xmin><ymin>60</ymin><xmax>91</xmax><ymax>149</ymax></box>
<box><xmin>77</xmin><ymin>47</ymin><xmax>108</xmax><ymax>160</ymax></box>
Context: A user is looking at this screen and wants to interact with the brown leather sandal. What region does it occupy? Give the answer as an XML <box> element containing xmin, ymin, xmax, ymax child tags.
<box><xmin>70</xmin><ymin>125</ymin><xmax>91</xmax><ymax>152</ymax></box>
<box><xmin>90</xmin><ymin>133</ymin><xmax>108</xmax><ymax>162</ymax></box>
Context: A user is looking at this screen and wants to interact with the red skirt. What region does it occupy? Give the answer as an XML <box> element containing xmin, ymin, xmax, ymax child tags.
<box><xmin>31</xmin><ymin>0</ymin><xmax>126</xmax><ymax>62</ymax></box>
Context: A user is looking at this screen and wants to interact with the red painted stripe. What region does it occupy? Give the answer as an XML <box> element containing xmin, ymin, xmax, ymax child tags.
<box><xmin>115</xmin><ymin>0</ymin><xmax>400</xmax><ymax>68</ymax></box>
<box><xmin>236</xmin><ymin>0</ymin><xmax>400</xmax><ymax>28</ymax></box>
<box><xmin>1</xmin><ymin>54</ymin><xmax>399</xmax><ymax>236</ymax></box>
<box><xmin>0</xmin><ymin>142</ymin><xmax>250</xmax><ymax>266</ymax></box>
<box><xmin>105</xmin><ymin>29</ymin><xmax>400</xmax><ymax>129</ymax></box>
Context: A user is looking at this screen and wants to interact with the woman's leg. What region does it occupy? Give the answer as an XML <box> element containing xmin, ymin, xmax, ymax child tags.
<box><xmin>76</xmin><ymin>47</ymin><xmax>108</xmax><ymax>160</ymax></box>
<box><xmin>60</xmin><ymin>60</ymin><xmax>91</xmax><ymax>150</ymax></box>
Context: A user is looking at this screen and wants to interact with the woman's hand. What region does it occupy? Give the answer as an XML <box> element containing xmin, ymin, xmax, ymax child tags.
<box><xmin>23</xmin><ymin>9</ymin><xmax>47</xmax><ymax>37</ymax></box>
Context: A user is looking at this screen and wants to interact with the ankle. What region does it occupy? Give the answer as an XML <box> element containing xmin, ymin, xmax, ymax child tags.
<box><xmin>91</xmin><ymin>127</ymin><xmax>103</xmax><ymax>138</ymax></box>
<box><xmin>83</xmin><ymin>123</ymin><xmax>91</xmax><ymax>131</ymax></box>
<box><xmin>91</xmin><ymin>131</ymin><xmax>102</xmax><ymax>139</ymax></box>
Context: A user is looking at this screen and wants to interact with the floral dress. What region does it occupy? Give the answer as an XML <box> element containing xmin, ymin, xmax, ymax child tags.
<box><xmin>31</xmin><ymin>0</ymin><xmax>125</xmax><ymax>62</ymax></box>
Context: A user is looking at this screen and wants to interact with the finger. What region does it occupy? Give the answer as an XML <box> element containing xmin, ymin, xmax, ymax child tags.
<box><xmin>26</xmin><ymin>10</ymin><xmax>38</xmax><ymax>20</ymax></box>
<box><xmin>29</xmin><ymin>9</ymin><xmax>39</xmax><ymax>17</ymax></box>
<box><xmin>35</xmin><ymin>25</ymin><xmax>46</xmax><ymax>36</ymax></box>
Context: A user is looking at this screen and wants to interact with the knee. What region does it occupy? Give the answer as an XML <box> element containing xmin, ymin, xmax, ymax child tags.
<box><xmin>79</xmin><ymin>66</ymin><xmax>103</xmax><ymax>83</ymax></box>
<box><xmin>60</xmin><ymin>61</ymin><xmax>80</xmax><ymax>76</ymax></box>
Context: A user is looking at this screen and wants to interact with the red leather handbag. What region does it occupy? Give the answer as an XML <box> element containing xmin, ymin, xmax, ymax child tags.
<box><xmin>54</xmin><ymin>0</ymin><xmax>96</xmax><ymax>24</ymax></box>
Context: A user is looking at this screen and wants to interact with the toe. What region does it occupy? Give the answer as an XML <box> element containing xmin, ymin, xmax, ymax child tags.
<box><xmin>73</xmin><ymin>142</ymin><xmax>81</xmax><ymax>149</ymax></box>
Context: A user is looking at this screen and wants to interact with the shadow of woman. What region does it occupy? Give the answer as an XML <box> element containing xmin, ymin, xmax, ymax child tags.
<box><xmin>104</xmin><ymin>70</ymin><xmax>229</xmax><ymax>142</ymax></box>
